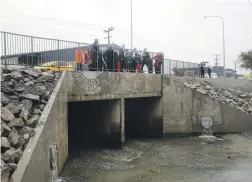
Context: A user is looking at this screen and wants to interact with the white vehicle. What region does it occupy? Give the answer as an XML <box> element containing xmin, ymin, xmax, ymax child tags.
<box><xmin>211</xmin><ymin>73</ymin><xmax>218</xmax><ymax>79</ymax></box>
<box><xmin>204</xmin><ymin>73</ymin><xmax>218</xmax><ymax>79</ymax></box>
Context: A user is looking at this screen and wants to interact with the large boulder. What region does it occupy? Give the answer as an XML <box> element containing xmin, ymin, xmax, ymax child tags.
<box><xmin>1</xmin><ymin>92</ymin><xmax>9</xmax><ymax>106</ymax></box>
<box><xmin>22</xmin><ymin>70</ymin><xmax>39</xmax><ymax>78</ymax></box>
<box><xmin>1</xmin><ymin>137</ymin><xmax>11</xmax><ymax>151</ymax></box>
<box><xmin>14</xmin><ymin>87</ymin><xmax>24</xmax><ymax>93</ymax></box>
<box><xmin>21</xmin><ymin>99</ymin><xmax>33</xmax><ymax>111</ymax></box>
<box><xmin>8</xmin><ymin>128</ymin><xmax>21</xmax><ymax>147</ymax></box>
<box><xmin>6</xmin><ymin>103</ymin><xmax>22</xmax><ymax>116</ymax></box>
<box><xmin>8</xmin><ymin>118</ymin><xmax>25</xmax><ymax>128</ymax></box>
<box><xmin>20</xmin><ymin>94</ymin><xmax>40</xmax><ymax>101</ymax></box>
<box><xmin>1</xmin><ymin>87</ymin><xmax>16</xmax><ymax>95</ymax></box>
<box><xmin>19</xmin><ymin>126</ymin><xmax>35</xmax><ymax>137</ymax></box>
<box><xmin>34</xmin><ymin>85</ymin><xmax>46</xmax><ymax>96</ymax></box>
<box><xmin>37</xmin><ymin>72</ymin><xmax>55</xmax><ymax>83</ymax></box>
<box><xmin>25</xmin><ymin>115</ymin><xmax>40</xmax><ymax>127</ymax></box>
<box><xmin>11</xmin><ymin>71</ymin><xmax>22</xmax><ymax>81</ymax></box>
<box><xmin>1</xmin><ymin>107</ymin><xmax>15</xmax><ymax>123</ymax></box>
<box><xmin>42</xmin><ymin>90</ymin><xmax>51</xmax><ymax>101</ymax></box>
<box><xmin>3</xmin><ymin>148</ymin><xmax>22</xmax><ymax>163</ymax></box>
<box><xmin>1</xmin><ymin>122</ymin><xmax>11</xmax><ymax>137</ymax></box>
<box><xmin>2</xmin><ymin>74</ymin><xmax>11</xmax><ymax>81</ymax></box>
<box><xmin>1</xmin><ymin>166</ymin><xmax>10</xmax><ymax>182</ymax></box>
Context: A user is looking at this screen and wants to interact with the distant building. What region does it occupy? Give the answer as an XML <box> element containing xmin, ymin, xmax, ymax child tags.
<box><xmin>0</xmin><ymin>43</ymin><xmax>122</xmax><ymax>66</ymax></box>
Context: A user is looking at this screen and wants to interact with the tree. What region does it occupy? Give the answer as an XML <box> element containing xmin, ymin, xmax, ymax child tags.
<box><xmin>239</xmin><ymin>50</ymin><xmax>252</xmax><ymax>71</ymax></box>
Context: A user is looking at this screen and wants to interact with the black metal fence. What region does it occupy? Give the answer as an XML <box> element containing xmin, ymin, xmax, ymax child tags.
<box><xmin>1</xmin><ymin>31</ymin><xmax>199</xmax><ymax>76</ymax></box>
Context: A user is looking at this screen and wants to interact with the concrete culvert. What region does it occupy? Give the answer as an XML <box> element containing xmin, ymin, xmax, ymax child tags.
<box><xmin>68</xmin><ymin>99</ymin><xmax>121</xmax><ymax>154</ymax></box>
<box><xmin>124</xmin><ymin>97</ymin><xmax>163</xmax><ymax>140</ymax></box>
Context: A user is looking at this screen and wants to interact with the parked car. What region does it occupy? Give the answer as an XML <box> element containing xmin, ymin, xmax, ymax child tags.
<box><xmin>204</xmin><ymin>72</ymin><xmax>218</xmax><ymax>79</ymax></box>
<box><xmin>34</xmin><ymin>61</ymin><xmax>73</xmax><ymax>71</ymax></box>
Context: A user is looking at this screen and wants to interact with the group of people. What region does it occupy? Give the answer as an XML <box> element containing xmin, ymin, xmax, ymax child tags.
<box><xmin>199</xmin><ymin>62</ymin><xmax>212</xmax><ymax>78</ymax></box>
<box><xmin>75</xmin><ymin>39</ymin><xmax>163</xmax><ymax>74</ymax></box>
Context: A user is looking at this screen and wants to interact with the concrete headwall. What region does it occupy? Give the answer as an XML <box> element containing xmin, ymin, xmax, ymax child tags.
<box><xmin>10</xmin><ymin>71</ymin><xmax>68</xmax><ymax>182</ymax></box>
<box><xmin>163</xmin><ymin>76</ymin><xmax>252</xmax><ymax>135</ymax></box>
<box><xmin>67</xmin><ymin>71</ymin><xmax>162</xmax><ymax>101</ymax></box>
<box><xmin>163</xmin><ymin>77</ymin><xmax>193</xmax><ymax>134</ymax></box>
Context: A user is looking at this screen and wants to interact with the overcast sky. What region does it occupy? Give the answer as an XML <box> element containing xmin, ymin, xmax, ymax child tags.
<box><xmin>1</xmin><ymin>0</ymin><xmax>252</xmax><ymax>73</ymax></box>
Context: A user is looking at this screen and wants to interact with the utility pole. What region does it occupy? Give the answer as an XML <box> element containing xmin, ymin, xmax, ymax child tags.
<box><xmin>104</xmin><ymin>27</ymin><xmax>114</xmax><ymax>45</ymax></box>
<box><xmin>130</xmin><ymin>0</ymin><xmax>133</xmax><ymax>49</ymax></box>
<box><xmin>213</xmin><ymin>54</ymin><xmax>221</xmax><ymax>66</ymax></box>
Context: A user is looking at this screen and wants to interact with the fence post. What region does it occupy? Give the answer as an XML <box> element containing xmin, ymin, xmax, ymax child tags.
<box><xmin>169</xmin><ymin>59</ymin><xmax>171</xmax><ymax>76</ymax></box>
<box><xmin>3</xmin><ymin>32</ymin><xmax>7</xmax><ymax>67</ymax></box>
<box><xmin>31</xmin><ymin>37</ymin><xmax>33</xmax><ymax>67</ymax></box>
<box><xmin>57</xmin><ymin>40</ymin><xmax>59</xmax><ymax>69</ymax></box>
<box><xmin>161</xmin><ymin>53</ymin><xmax>165</xmax><ymax>96</ymax></box>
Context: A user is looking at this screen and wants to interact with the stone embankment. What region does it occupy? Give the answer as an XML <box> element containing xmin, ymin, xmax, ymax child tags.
<box><xmin>184</xmin><ymin>80</ymin><xmax>252</xmax><ymax>115</ymax></box>
<box><xmin>1</xmin><ymin>68</ymin><xmax>61</xmax><ymax>182</ymax></box>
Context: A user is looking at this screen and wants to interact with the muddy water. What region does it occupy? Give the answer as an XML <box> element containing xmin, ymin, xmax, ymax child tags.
<box><xmin>60</xmin><ymin>134</ymin><xmax>252</xmax><ymax>182</ymax></box>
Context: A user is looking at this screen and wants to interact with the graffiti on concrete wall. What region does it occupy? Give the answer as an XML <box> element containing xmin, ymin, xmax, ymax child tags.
<box><xmin>72</xmin><ymin>71</ymin><xmax>162</xmax><ymax>95</ymax></box>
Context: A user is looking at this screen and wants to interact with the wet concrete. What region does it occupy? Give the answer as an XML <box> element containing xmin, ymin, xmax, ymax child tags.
<box><xmin>60</xmin><ymin>133</ymin><xmax>252</xmax><ymax>182</ymax></box>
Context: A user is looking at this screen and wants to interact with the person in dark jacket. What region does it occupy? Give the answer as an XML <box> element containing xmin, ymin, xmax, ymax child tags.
<box><xmin>118</xmin><ymin>44</ymin><xmax>125</xmax><ymax>72</ymax></box>
<box><xmin>200</xmin><ymin>64</ymin><xmax>205</xmax><ymax>78</ymax></box>
<box><xmin>133</xmin><ymin>48</ymin><xmax>141</xmax><ymax>72</ymax></box>
<box><xmin>90</xmin><ymin>39</ymin><xmax>101</xmax><ymax>71</ymax></box>
<box><xmin>103</xmin><ymin>46</ymin><xmax>118</xmax><ymax>72</ymax></box>
<box><xmin>153</xmin><ymin>52</ymin><xmax>163</xmax><ymax>74</ymax></box>
<box><xmin>208</xmin><ymin>67</ymin><xmax>212</xmax><ymax>78</ymax></box>
<box><xmin>142</xmin><ymin>48</ymin><xmax>152</xmax><ymax>73</ymax></box>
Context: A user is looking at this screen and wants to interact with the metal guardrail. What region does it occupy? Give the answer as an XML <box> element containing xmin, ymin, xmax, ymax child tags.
<box><xmin>1</xmin><ymin>31</ymin><xmax>199</xmax><ymax>77</ymax></box>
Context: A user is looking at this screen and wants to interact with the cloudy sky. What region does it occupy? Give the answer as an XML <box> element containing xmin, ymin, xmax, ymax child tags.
<box><xmin>1</xmin><ymin>0</ymin><xmax>252</xmax><ymax>73</ymax></box>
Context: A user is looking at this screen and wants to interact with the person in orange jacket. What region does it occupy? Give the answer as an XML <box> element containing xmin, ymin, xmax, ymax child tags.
<box><xmin>75</xmin><ymin>48</ymin><xmax>84</xmax><ymax>71</ymax></box>
<box><xmin>84</xmin><ymin>49</ymin><xmax>92</xmax><ymax>71</ymax></box>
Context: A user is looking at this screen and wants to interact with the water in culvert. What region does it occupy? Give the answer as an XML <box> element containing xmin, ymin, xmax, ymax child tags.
<box><xmin>59</xmin><ymin>132</ymin><xmax>252</xmax><ymax>182</ymax></box>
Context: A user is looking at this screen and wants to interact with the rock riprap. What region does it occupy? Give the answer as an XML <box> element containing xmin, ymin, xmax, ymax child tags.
<box><xmin>184</xmin><ymin>80</ymin><xmax>252</xmax><ymax>115</ymax></box>
<box><xmin>1</xmin><ymin>68</ymin><xmax>61</xmax><ymax>181</ymax></box>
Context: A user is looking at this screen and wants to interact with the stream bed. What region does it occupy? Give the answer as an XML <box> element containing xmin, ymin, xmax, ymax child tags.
<box><xmin>60</xmin><ymin>133</ymin><xmax>252</xmax><ymax>182</ymax></box>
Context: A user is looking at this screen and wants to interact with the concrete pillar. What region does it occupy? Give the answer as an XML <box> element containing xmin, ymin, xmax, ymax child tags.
<box><xmin>120</xmin><ymin>98</ymin><xmax>125</xmax><ymax>144</ymax></box>
<box><xmin>106</xmin><ymin>99</ymin><xmax>121</xmax><ymax>148</ymax></box>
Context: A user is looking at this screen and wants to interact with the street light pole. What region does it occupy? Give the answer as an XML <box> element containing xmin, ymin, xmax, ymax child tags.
<box><xmin>204</xmin><ymin>16</ymin><xmax>226</xmax><ymax>77</ymax></box>
<box><xmin>130</xmin><ymin>0</ymin><xmax>133</xmax><ymax>49</ymax></box>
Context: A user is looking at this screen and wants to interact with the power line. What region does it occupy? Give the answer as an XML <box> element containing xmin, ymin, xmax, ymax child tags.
<box><xmin>104</xmin><ymin>27</ymin><xmax>114</xmax><ymax>45</ymax></box>
<box><xmin>2</xmin><ymin>12</ymin><xmax>107</xmax><ymax>31</ymax></box>
<box><xmin>2</xmin><ymin>10</ymin><xmax>109</xmax><ymax>28</ymax></box>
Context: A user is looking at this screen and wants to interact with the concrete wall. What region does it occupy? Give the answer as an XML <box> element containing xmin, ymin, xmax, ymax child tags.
<box><xmin>10</xmin><ymin>71</ymin><xmax>68</xmax><ymax>182</ymax></box>
<box><xmin>67</xmin><ymin>71</ymin><xmax>162</xmax><ymax>101</ymax></box>
<box><xmin>162</xmin><ymin>76</ymin><xmax>252</xmax><ymax>135</ymax></box>
<box><xmin>163</xmin><ymin>77</ymin><xmax>193</xmax><ymax>134</ymax></box>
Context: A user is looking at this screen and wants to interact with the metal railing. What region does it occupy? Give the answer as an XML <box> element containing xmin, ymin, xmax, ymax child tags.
<box><xmin>163</xmin><ymin>59</ymin><xmax>200</xmax><ymax>77</ymax></box>
<box><xmin>1</xmin><ymin>31</ymin><xmax>199</xmax><ymax>77</ymax></box>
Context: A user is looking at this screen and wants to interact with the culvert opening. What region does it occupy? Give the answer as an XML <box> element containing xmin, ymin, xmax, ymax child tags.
<box><xmin>68</xmin><ymin>99</ymin><xmax>121</xmax><ymax>154</ymax></box>
<box><xmin>125</xmin><ymin>97</ymin><xmax>163</xmax><ymax>140</ymax></box>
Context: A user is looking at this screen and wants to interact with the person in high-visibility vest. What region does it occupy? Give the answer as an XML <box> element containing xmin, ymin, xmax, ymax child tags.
<box><xmin>84</xmin><ymin>49</ymin><xmax>92</xmax><ymax>71</ymax></box>
<box><xmin>75</xmin><ymin>48</ymin><xmax>84</xmax><ymax>71</ymax></box>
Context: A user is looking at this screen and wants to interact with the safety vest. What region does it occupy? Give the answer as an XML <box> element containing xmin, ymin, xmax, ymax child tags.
<box><xmin>75</xmin><ymin>49</ymin><xmax>84</xmax><ymax>63</ymax></box>
<box><xmin>84</xmin><ymin>50</ymin><xmax>91</xmax><ymax>64</ymax></box>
